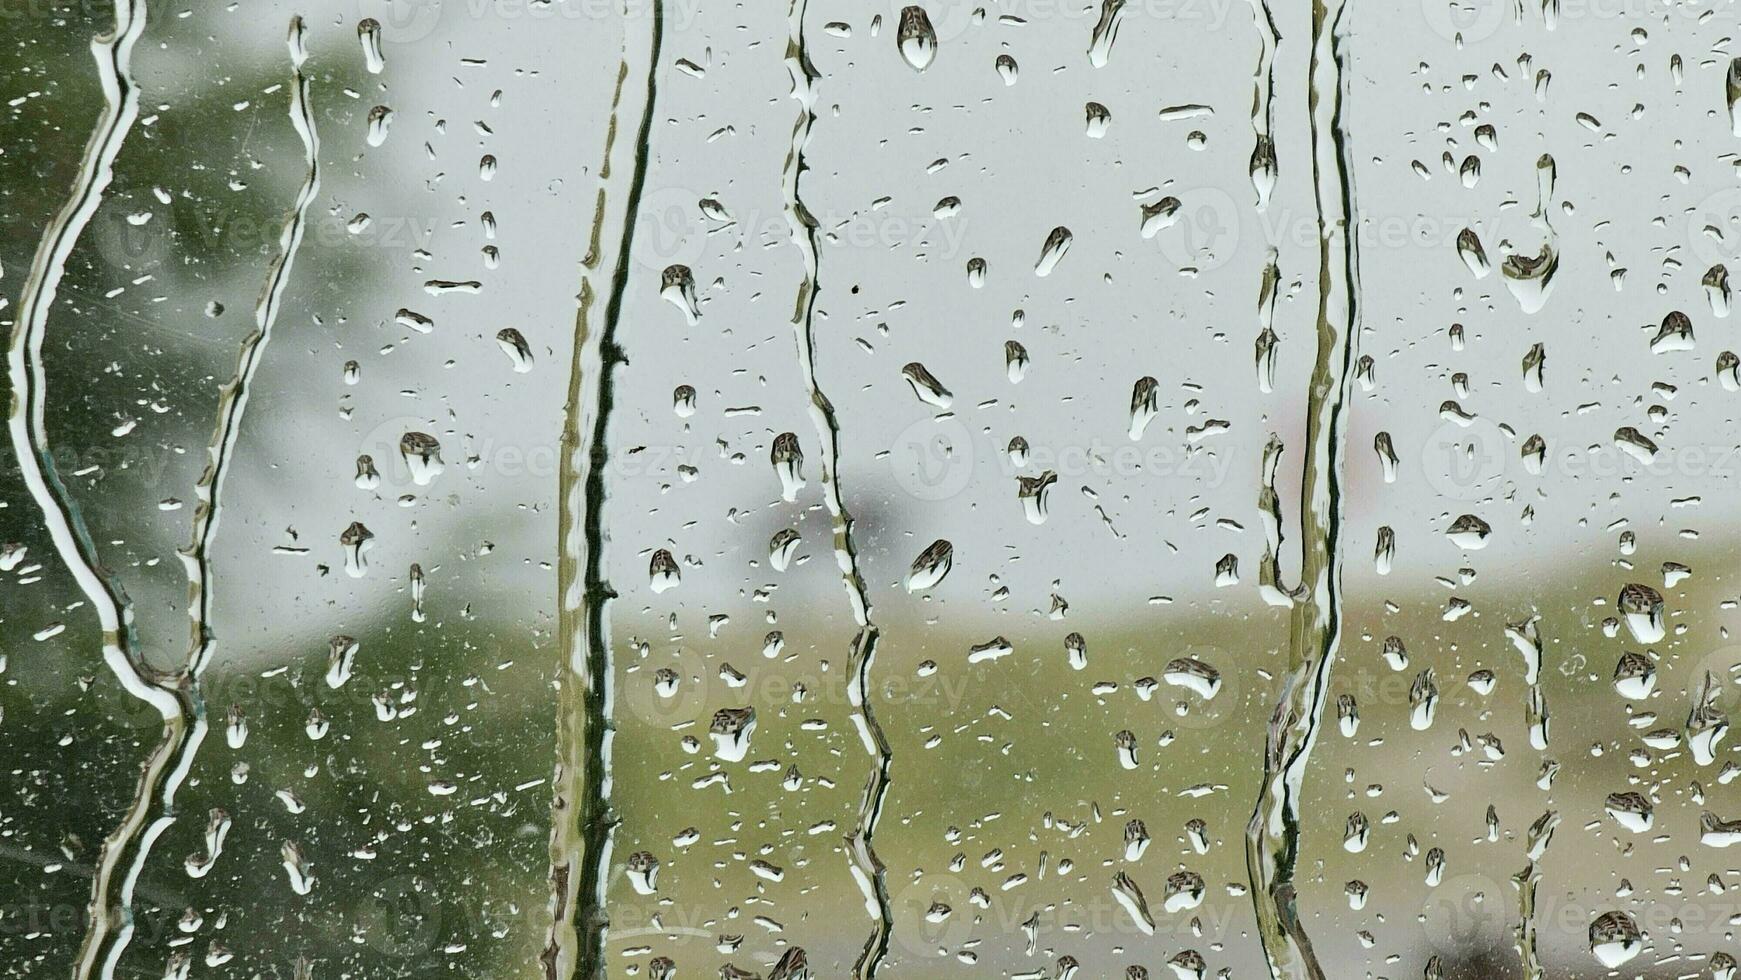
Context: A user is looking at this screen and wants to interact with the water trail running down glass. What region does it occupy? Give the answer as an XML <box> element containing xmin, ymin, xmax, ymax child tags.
<box><xmin>1246</xmin><ymin>0</ymin><xmax>1280</xmax><ymax>212</ymax></box>
<box><xmin>67</xmin><ymin>18</ymin><xmax>325</xmax><ymax>978</ymax></box>
<box><xmin>1244</xmin><ymin>0</ymin><xmax>1361</xmax><ymax>978</ymax></box>
<box><xmin>1</xmin><ymin>2</ymin><xmax>184</xmax><ymax>977</ymax></box>
<box><xmin>781</xmin><ymin>0</ymin><xmax>892</xmax><ymax>973</ymax></box>
<box><xmin>545</xmin><ymin>2</ymin><xmax>664</xmax><ymax>977</ymax></box>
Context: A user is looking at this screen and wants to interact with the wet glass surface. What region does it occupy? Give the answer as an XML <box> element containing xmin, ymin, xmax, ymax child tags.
<box><xmin>4</xmin><ymin>1</ymin><xmax>1741</xmax><ymax>978</ymax></box>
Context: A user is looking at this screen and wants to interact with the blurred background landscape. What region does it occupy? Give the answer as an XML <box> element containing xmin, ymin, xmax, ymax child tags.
<box><xmin>5</xmin><ymin>0</ymin><xmax>1741</xmax><ymax>978</ymax></box>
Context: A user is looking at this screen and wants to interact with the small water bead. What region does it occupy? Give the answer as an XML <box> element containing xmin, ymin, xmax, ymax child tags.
<box><xmin>1005</xmin><ymin>340</ymin><xmax>1029</xmax><ymax>383</ymax></box>
<box><xmin>1617</xmin><ymin>583</ymin><xmax>1665</xmax><ymax>643</ymax></box>
<box><xmin>1456</xmin><ymin>228</ymin><xmax>1490</xmax><ymax>278</ymax></box>
<box><xmin>1588</xmin><ymin>911</ymin><xmax>1642</xmax><ymax>967</ymax></box>
<box><xmin>660</xmin><ymin>265</ymin><xmax>699</xmax><ymax>324</ymax></box>
<box><xmin>365</xmin><ymin>105</ymin><xmax>392</xmax><ymax>147</ymax></box>
<box><xmin>1085</xmin><ymin>102</ymin><xmax>1111</xmax><ymax>138</ymax></box>
<box><xmin>1088</xmin><ymin>0</ymin><xmax>1125</xmax><ymax>66</ymax></box>
<box><xmin>1342</xmin><ymin>812</ymin><xmax>1369</xmax><ymax>852</ymax></box>
<box><xmin>768</xmin><ymin>529</ymin><xmax>800</xmax><ymax>572</ymax></box>
<box><xmin>1128</xmin><ymin>376</ymin><xmax>1159</xmax><ymax>440</ymax></box>
<box><xmin>770</xmin><ymin>432</ymin><xmax>804</xmax><ymax>502</ymax></box>
<box><xmin>1162</xmin><ymin>657</ymin><xmax>1220</xmax><ymax>699</ymax></box>
<box><xmin>1612</xmin><ymin>651</ymin><xmax>1655</xmax><ymax>699</ymax></box>
<box><xmin>1604</xmin><ymin>792</ymin><xmax>1653</xmax><ymax>832</ymax></box>
<box><xmin>708</xmin><ymin>707</ymin><xmax>756</xmax><ymax>762</ymax></box>
<box><xmin>1728</xmin><ymin>56</ymin><xmax>1741</xmax><ymax>136</ymax></box>
<box><xmin>1034</xmin><ymin>226</ymin><xmax>1072</xmax><ymax>277</ymax></box>
<box><xmin>626</xmin><ymin>851</ymin><xmax>660</xmax><ymax>895</ymax></box>
<box><xmin>1123</xmin><ymin>819</ymin><xmax>1149</xmax><ymax>861</ymax></box>
<box><xmin>326</xmin><ymin>635</ymin><xmax>359</xmax><ymax>689</ymax></box>
<box><xmin>340</xmin><ymin>521</ymin><xmax>374</xmax><ymax>578</ymax></box>
<box><xmin>1162</xmin><ymin>870</ymin><xmax>1205</xmax><ymax>913</ymax></box>
<box><xmin>1445</xmin><ymin>514</ymin><xmax>1491</xmax><ymax>550</ymax></box>
<box><xmin>399</xmin><ymin>431</ymin><xmax>444</xmax><ymax>486</ymax></box>
<box><xmin>281</xmin><ymin>839</ymin><xmax>315</xmax><ymax>895</ymax></box>
<box><xmin>896</xmin><ymin>6</ymin><xmax>936</xmax><ymax>70</ymax></box>
<box><xmin>1409</xmin><ymin>668</ymin><xmax>1439</xmax><ymax>730</ymax></box>
<box><xmin>1250</xmin><ymin>136</ymin><xmax>1277</xmax><ymax>210</ymax></box>
<box><xmin>648</xmin><ymin>549</ymin><xmax>680</xmax><ymax>594</ymax></box>
<box><xmin>1700</xmin><ymin>811</ymin><xmax>1741</xmax><ymax>848</ymax></box>
<box><xmin>1373</xmin><ymin>432</ymin><xmax>1399</xmax><ymax>482</ymax></box>
<box><xmin>905</xmin><ymin>539</ymin><xmax>954</xmax><ymax>592</ymax></box>
<box><xmin>1651</xmin><ymin>310</ymin><xmax>1694</xmax><ymax>353</ymax></box>
<box><xmin>1139</xmin><ymin>197</ymin><xmax>1181</xmax><ymax>239</ymax></box>
<box><xmin>1017</xmin><ymin>471</ymin><xmax>1056</xmax><ymax>525</ymax></box>
<box><xmin>495</xmin><ymin>328</ymin><xmax>534</xmax><ymax>372</ymax></box>
<box><xmin>352</xmin><ymin>454</ymin><xmax>380</xmax><ymax>491</ymax></box>
<box><xmin>1110</xmin><ymin>870</ymin><xmax>1153</xmax><ymax>933</ymax></box>
<box><xmin>1706</xmin><ymin>265</ymin><xmax>1731</xmax><ymax>317</ymax></box>
<box><xmin>901</xmin><ymin>361</ymin><xmax>953</xmax><ymax>408</ymax></box>
<box><xmin>1337</xmin><ymin>694</ymin><xmax>1359</xmax><ymax>737</ymax></box>
<box><xmin>1110</xmin><ymin>728</ymin><xmax>1142</xmax><ymax>770</ymax></box>
<box><xmin>1063</xmin><ymin>632</ymin><xmax>1087</xmax><ymax>671</ymax></box>
<box><xmin>673</xmin><ymin>385</ymin><xmax>697</xmax><ymax>417</ymax></box>
<box><xmin>357</xmin><ymin>18</ymin><xmax>384</xmax><ymax>74</ymax></box>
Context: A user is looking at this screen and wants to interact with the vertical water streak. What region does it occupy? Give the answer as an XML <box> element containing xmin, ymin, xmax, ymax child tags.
<box><xmin>780</xmin><ymin>0</ymin><xmax>893</xmax><ymax>973</ymax></box>
<box><xmin>1243</xmin><ymin>0</ymin><xmax>1360</xmax><ymax>978</ymax></box>
<box><xmin>0</xmin><ymin>2</ymin><xmax>188</xmax><ymax>977</ymax></box>
<box><xmin>1514</xmin><ymin>862</ymin><xmax>1544</xmax><ymax>979</ymax></box>
<box><xmin>545</xmin><ymin>2</ymin><xmax>662</xmax><ymax>977</ymax></box>
<box><xmin>64</xmin><ymin>20</ymin><xmax>325</xmax><ymax>979</ymax></box>
<box><xmin>1247</xmin><ymin>0</ymin><xmax>1280</xmax><ymax>211</ymax></box>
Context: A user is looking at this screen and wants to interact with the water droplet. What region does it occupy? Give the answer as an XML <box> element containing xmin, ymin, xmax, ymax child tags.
<box><xmin>1129</xmin><ymin>376</ymin><xmax>1160</xmax><ymax>440</ymax></box>
<box><xmin>496</xmin><ymin>328</ymin><xmax>534</xmax><ymax>372</ymax></box>
<box><xmin>771</xmin><ymin>432</ymin><xmax>805</xmax><ymax>502</ymax></box>
<box><xmin>897</xmin><ymin>6</ymin><xmax>937</xmax><ymax>70</ymax></box>
<box><xmin>340</xmin><ymin>522</ymin><xmax>374</xmax><ymax>578</ymax></box>
<box><xmin>901</xmin><ymin>361</ymin><xmax>953</xmax><ymax>408</ymax></box>
<box><xmin>1588</xmin><ymin>911</ymin><xmax>1642</xmax><ymax>967</ymax></box>
<box><xmin>357</xmin><ymin>18</ymin><xmax>384</xmax><ymax>74</ymax></box>
<box><xmin>649</xmin><ymin>548</ymin><xmax>681</xmax><ymax>594</ymax></box>
<box><xmin>366</xmin><ymin>105</ymin><xmax>393</xmax><ymax>147</ymax></box>
<box><xmin>905</xmin><ymin>539</ymin><xmax>954</xmax><ymax>592</ymax></box>
<box><xmin>660</xmin><ymin>265</ymin><xmax>699</xmax><ymax>324</ymax></box>
<box><xmin>399</xmin><ymin>431</ymin><xmax>444</xmax><ymax>486</ymax></box>
<box><xmin>1035</xmin><ymin>226</ymin><xmax>1073</xmax><ymax>277</ymax></box>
